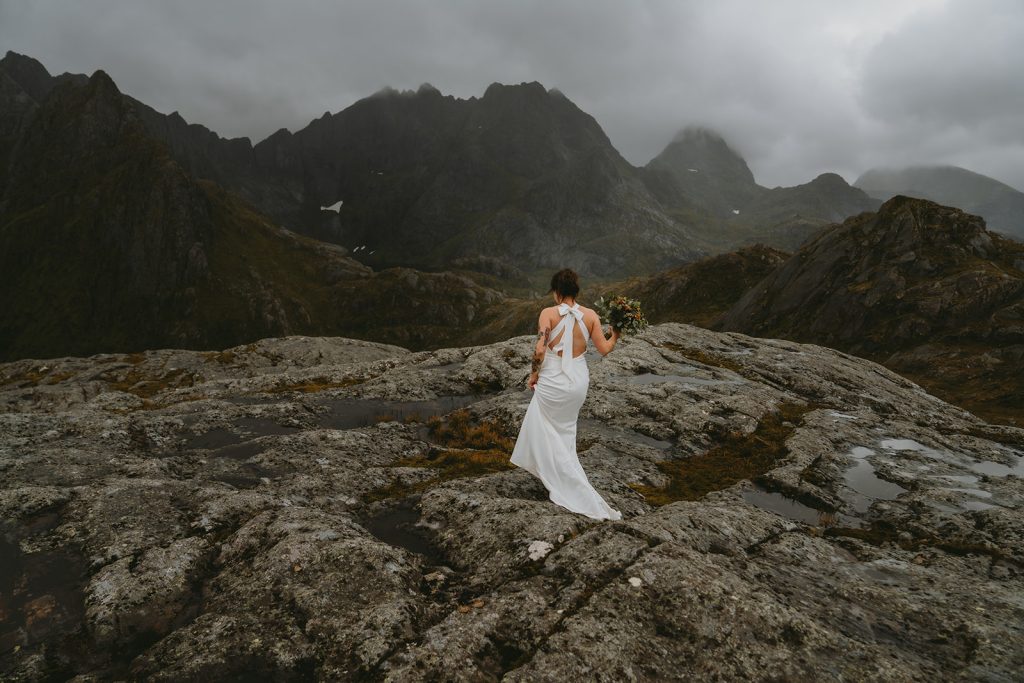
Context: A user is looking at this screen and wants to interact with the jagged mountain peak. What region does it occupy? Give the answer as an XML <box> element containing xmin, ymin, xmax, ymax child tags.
<box><xmin>482</xmin><ymin>80</ymin><xmax>549</xmax><ymax>99</ymax></box>
<box><xmin>0</xmin><ymin>50</ymin><xmax>55</xmax><ymax>102</ymax></box>
<box><xmin>671</xmin><ymin>125</ymin><xmax>730</xmax><ymax>144</ymax></box>
<box><xmin>648</xmin><ymin>126</ymin><xmax>756</xmax><ymax>187</ymax></box>
<box><xmin>868</xmin><ymin>194</ymin><xmax>992</xmax><ymax>247</ymax></box>
<box><xmin>86</xmin><ymin>68</ymin><xmax>120</xmax><ymax>94</ymax></box>
<box><xmin>718</xmin><ymin>194</ymin><xmax>1021</xmax><ymax>350</ymax></box>
<box><xmin>809</xmin><ymin>172</ymin><xmax>849</xmax><ymax>185</ymax></box>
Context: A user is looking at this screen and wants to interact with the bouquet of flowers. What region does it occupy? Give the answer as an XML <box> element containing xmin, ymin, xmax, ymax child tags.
<box><xmin>593</xmin><ymin>294</ymin><xmax>649</xmax><ymax>335</ymax></box>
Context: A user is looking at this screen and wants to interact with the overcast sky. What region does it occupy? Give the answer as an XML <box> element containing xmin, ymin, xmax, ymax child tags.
<box><xmin>1</xmin><ymin>0</ymin><xmax>1021</xmax><ymax>189</ymax></box>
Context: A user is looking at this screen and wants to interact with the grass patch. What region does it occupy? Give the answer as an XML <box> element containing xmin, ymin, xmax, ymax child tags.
<box><xmin>364</xmin><ymin>409</ymin><xmax>516</xmax><ymax>502</ymax></box>
<box><xmin>201</xmin><ymin>350</ymin><xmax>237</xmax><ymax>365</ymax></box>
<box><xmin>659</xmin><ymin>342</ymin><xmax>751</xmax><ymax>377</ymax></box>
<box><xmin>426</xmin><ymin>408</ymin><xmax>514</xmax><ymax>451</ymax></box>
<box><xmin>106</xmin><ymin>367</ymin><xmax>196</xmax><ymax>399</ymax></box>
<box><xmin>629</xmin><ymin>401</ymin><xmax>816</xmax><ymax>505</ymax></box>
<box><xmin>0</xmin><ymin>367</ymin><xmax>76</xmax><ymax>388</ymax></box>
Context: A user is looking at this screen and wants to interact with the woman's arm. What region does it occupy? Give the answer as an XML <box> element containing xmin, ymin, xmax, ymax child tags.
<box><xmin>588</xmin><ymin>311</ymin><xmax>620</xmax><ymax>356</ymax></box>
<box><xmin>528</xmin><ymin>311</ymin><xmax>550</xmax><ymax>389</ymax></box>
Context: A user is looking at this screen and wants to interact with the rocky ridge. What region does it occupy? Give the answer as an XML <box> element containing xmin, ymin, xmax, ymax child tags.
<box><xmin>595</xmin><ymin>244</ymin><xmax>790</xmax><ymax>328</ymax></box>
<box><xmin>716</xmin><ymin>196</ymin><xmax>1024</xmax><ymax>425</ymax></box>
<box><xmin>644</xmin><ymin>128</ymin><xmax>880</xmax><ymax>251</ymax></box>
<box><xmin>856</xmin><ymin>165</ymin><xmax>1024</xmax><ymax>240</ymax></box>
<box><xmin>1</xmin><ymin>325</ymin><xmax>1022</xmax><ymax>680</ymax></box>
<box><xmin>2</xmin><ymin>52</ymin><xmax>882</xmax><ymax>280</ymax></box>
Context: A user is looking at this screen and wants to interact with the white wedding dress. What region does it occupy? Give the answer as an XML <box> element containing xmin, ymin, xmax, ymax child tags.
<box><xmin>510</xmin><ymin>302</ymin><xmax>623</xmax><ymax>521</ymax></box>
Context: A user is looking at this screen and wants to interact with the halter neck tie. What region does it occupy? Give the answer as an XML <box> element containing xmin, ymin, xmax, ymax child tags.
<box><xmin>554</xmin><ymin>302</ymin><xmax>585</xmax><ymax>381</ymax></box>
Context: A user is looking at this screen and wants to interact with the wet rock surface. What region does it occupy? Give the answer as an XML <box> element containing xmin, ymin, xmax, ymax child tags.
<box><xmin>1</xmin><ymin>325</ymin><xmax>1022</xmax><ymax>680</ymax></box>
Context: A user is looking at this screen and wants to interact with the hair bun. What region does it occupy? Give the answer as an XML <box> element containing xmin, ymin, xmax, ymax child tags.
<box><xmin>549</xmin><ymin>268</ymin><xmax>580</xmax><ymax>299</ymax></box>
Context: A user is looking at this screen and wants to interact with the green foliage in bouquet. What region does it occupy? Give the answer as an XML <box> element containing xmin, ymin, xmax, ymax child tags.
<box><xmin>593</xmin><ymin>295</ymin><xmax>649</xmax><ymax>335</ymax></box>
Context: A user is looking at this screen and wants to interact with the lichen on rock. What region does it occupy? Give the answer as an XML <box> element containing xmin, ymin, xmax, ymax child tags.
<box><xmin>1</xmin><ymin>324</ymin><xmax>1021</xmax><ymax>680</ymax></box>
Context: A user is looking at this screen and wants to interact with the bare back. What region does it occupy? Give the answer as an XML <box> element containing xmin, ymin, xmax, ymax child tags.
<box><xmin>541</xmin><ymin>305</ymin><xmax>598</xmax><ymax>359</ymax></box>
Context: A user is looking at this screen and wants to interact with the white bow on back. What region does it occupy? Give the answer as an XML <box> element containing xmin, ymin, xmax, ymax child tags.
<box><xmin>553</xmin><ymin>302</ymin><xmax>585</xmax><ymax>381</ymax></box>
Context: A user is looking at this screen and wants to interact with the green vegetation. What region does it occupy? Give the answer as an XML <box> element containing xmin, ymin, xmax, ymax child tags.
<box><xmin>105</xmin><ymin>367</ymin><xmax>196</xmax><ymax>399</ymax></box>
<box><xmin>364</xmin><ymin>409</ymin><xmax>515</xmax><ymax>502</ymax></box>
<box><xmin>592</xmin><ymin>246</ymin><xmax>788</xmax><ymax>328</ymax></box>
<box><xmin>629</xmin><ymin>401</ymin><xmax>815</xmax><ymax>505</ymax></box>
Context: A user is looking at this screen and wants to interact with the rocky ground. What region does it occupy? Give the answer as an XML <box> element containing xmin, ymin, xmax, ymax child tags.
<box><xmin>1</xmin><ymin>324</ymin><xmax>1022</xmax><ymax>681</ymax></box>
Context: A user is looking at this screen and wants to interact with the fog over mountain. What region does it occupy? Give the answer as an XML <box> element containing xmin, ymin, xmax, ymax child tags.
<box><xmin>1</xmin><ymin>0</ymin><xmax>1021</xmax><ymax>189</ymax></box>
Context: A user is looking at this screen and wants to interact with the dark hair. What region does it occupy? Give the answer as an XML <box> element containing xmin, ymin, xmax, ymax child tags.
<box><xmin>549</xmin><ymin>268</ymin><xmax>580</xmax><ymax>299</ymax></box>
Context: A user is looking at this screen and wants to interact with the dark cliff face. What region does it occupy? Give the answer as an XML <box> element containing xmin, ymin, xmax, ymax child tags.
<box><xmin>134</xmin><ymin>79</ymin><xmax>700</xmax><ymax>278</ymax></box>
<box><xmin>643</xmin><ymin>126</ymin><xmax>762</xmax><ymax>216</ymax></box>
<box><xmin>0</xmin><ymin>52</ymin><xmax>885</xmax><ymax>284</ymax></box>
<box><xmin>0</xmin><ymin>63</ymin><xmax>504</xmax><ymax>361</ymax></box>
<box><xmin>0</xmin><ymin>69</ymin><xmax>218</xmax><ymax>359</ymax></box>
<box><xmin>289</xmin><ymin>81</ymin><xmax>702</xmax><ymax>277</ymax></box>
<box><xmin>716</xmin><ymin>195</ymin><xmax>1024</xmax><ymax>423</ymax></box>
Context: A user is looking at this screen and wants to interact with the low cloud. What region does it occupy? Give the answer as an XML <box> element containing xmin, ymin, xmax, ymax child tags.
<box><xmin>1</xmin><ymin>0</ymin><xmax>1020</xmax><ymax>189</ymax></box>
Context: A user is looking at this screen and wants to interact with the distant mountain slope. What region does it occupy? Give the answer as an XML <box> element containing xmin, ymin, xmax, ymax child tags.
<box><xmin>130</xmin><ymin>77</ymin><xmax>705</xmax><ymax>279</ymax></box>
<box><xmin>3</xmin><ymin>52</ymin><xmax>885</xmax><ymax>280</ymax></box>
<box><xmin>644</xmin><ymin>128</ymin><xmax>880</xmax><ymax>252</ymax></box>
<box><xmin>716</xmin><ymin>196</ymin><xmax>1024</xmax><ymax>424</ymax></box>
<box><xmin>855</xmin><ymin>165</ymin><xmax>1024</xmax><ymax>240</ymax></box>
<box><xmin>595</xmin><ymin>244</ymin><xmax>790</xmax><ymax>327</ymax></box>
<box><xmin>0</xmin><ymin>65</ymin><xmax>504</xmax><ymax>361</ymax></box>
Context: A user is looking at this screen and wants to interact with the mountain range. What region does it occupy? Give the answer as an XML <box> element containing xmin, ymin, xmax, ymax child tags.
<box><xmin>0</xmin><ymin>49</ymin><xmax>884</xmax><ymax>359</ymax></box>
<box><xmin>856</xmin><ymin>165</ymin><xmax>1024</xmax><ymax>240</ymax></box>
<box><xmin>2</xmin><ymin>52</ymin><xmax>887</xmax><ymax>276</ymax></box>
<box><xmin>714</xmin><ymin>195</ymin><xmax>1024</xmax><ymax>425</ymax></box>
<box><xmin>644</xmin><ymin>128</ymin><xmax>881</xmax><ymax>252</ymax></box>
<box><xmin>2</xmin><ymin>49</ymin><xmax>1023</xmax><ymax>428</ymax></box>
<box><xmin>0</xmin><ymin>57</ymin><xmax>506</xmax><ymax>360</ymax></box>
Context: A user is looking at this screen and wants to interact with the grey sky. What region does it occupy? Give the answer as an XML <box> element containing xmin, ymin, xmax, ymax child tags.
<box><xmin>1</xmin><ymin>0</ymin><xmax>1021</xmax><ymax>189</ymax></box>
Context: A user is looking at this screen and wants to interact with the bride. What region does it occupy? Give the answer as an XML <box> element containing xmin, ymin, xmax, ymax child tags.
<box><xmin>510</xmin><ymin>268</ymin><xmax>623</xmax><ymax>520</ymax></box>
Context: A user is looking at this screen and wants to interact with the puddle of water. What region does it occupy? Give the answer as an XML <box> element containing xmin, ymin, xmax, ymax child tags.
<box><xmin>960</xmin><ymin>500</ymin><xmax>996</xmax><ymax>511</ymax></box>
<box><xmin>186</xmin><ymin>426</ymin><xmax>239</xmax><ymax>450</ymax></box>
<box><xmin>185</xmin><ymin>417</ymin><xmax>300</xmax><ymax>451</ymax></box>
<box><xmin>843</xmin><ymin>448</ymin><xmax>909</xmax><ymax>514</ymax></box>
<box><xmin>0</xmin><ymin>525</ymin><xmax>87</xmax><ymax>661</ymax></box>
<box><xmin>360</xmin><ymin>499</ymin><xmax>440</xmax><ymax>561</ymax></box>
<box><xmin>829</xmin><ymin>412</ymin><xmax>858</xmax><ymax>421</ymax></box>
<box><xmin>209</xmin><ymin>441</ymin><xmax>268</xmax><ymax>461</ymax></box>
<box><xmin>928</xmin><ymin>501</ymin><xmax>961</xmax><ymax>515</ymax></box>
<box><xmin>741</xmin><ymin>485</ymin><xmax>831</xmax><ymax>526</ymax></box>
<box><xmin>944</xmin><ymin>487</ymin><xmax>993</xmax><ymax>499</ymax></box>
<box><xmin>969</xmin><ymin>457</ymin><xmax>1024</xmax><ymax>478</ymax></box>
<box><xmin>316</xmin><ymin>395</ymin><xmax>478</xmax><ymax>430</ymax></box>
<box><xmin>879</xmin><ymin>438</ymin><xmax>960</xmax><ymax>465</ymax></box>
<box><xmin>880</xmin><ymin>436</ymin><xmax>1023</xmax><ymax>479</ymax></box>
